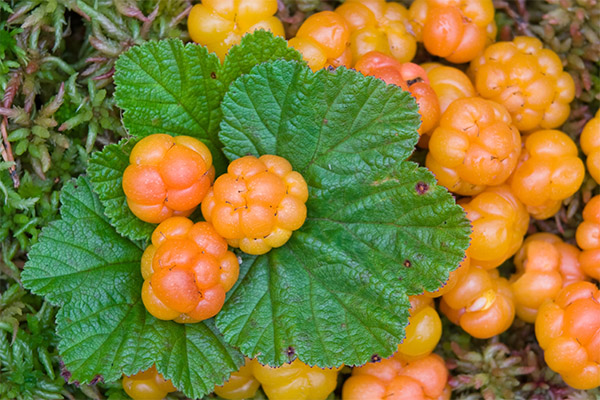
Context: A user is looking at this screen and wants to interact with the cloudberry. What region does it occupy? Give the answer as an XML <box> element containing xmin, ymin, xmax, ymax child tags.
<box><xmin>188</xmin><ymin>0</ymin><xmax>284</xmax><ymax>60</ymax></box>
<box><xmin>469</xmin><ymin>36</ymin><xmax>575</xmax><ymax>132</ymax></box>
<box><xmin>141</xmin><ymin>217</ymin><xmax>239</xmax><ymax>323</ymax></box>
<box><xmin>122</xmin><ymin>134</ymin><xmax>214</xmax><ymax>224</ymax></box>
<box><xmin>202</xmin><ymin>155</ymin><xmax>308</xmax><ymax>255</ymax></box>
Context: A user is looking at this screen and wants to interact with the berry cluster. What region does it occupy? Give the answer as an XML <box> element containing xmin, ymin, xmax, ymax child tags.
<box><xmin>119</xmin><ymin>1</ymin><xmax>598</xmax><ymax>398</ymax></box>
<box><xmin>187</xmin><ymin>0</ymin><xmax>284</xmax><ymax>60</ymax></box>
<box><xmin>123</xmin><ymin>135</ymin><xmax>308</xmax><ymax>326</ymax></box>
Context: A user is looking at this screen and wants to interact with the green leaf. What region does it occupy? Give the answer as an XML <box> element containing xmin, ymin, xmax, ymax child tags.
<box><xmin>114</xmin><ymin>33</ymin><xmax>303</xmax><ymax>174</ymax></box>
<box><xmin>22</xmin><ymin>178</ymin><xmax>243</xmax><ymax>398</ymax></box>
<box><xmin>87</xmin><ymin>138</ymin><xmax>155</xmax><ymax>242</ymax></box>
<box><xmin>221</xmin><ymin>31</ymin><xmax>303</xmax><ymax>88</ymax></box>
<box><xmin>114</xmin><ymin>39</ymin><xmax>226</xmax><ymax>171</ymax></box>
<box><xmin>216</xmin><ymin>61</ymin><xmax>470</xmax><ymax>367</ymax></box>
<box><xmin>220</xmin><ymin>61</ymin><xmax>419</xmax><ymax>188</ymax></box>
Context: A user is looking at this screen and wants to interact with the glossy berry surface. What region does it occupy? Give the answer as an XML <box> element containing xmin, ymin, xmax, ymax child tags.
<box><xmin>289</xmin><ymin>11</ymin><xmax>351</xmax><ymax>71</ymax></box>
<box><xmin>141</xmin><ymin>217</ymin><xmax>239</xmax><ymax>323</ymax></box>
<box><xmin>440</xmin><ymin>266</ymin><xmax>515</xmax><ymax>339</ymax></box>
<box><xmin>426</xmin><ymin>97</ymin><xmax>521</xmax><ymax>195</ymax></box>
<box><xmin>459</xmin><ymin>185</ymin><xmax>529</xmax><ymax>269</ymax></box>
<box><xmin>122</xmin><ymin>134</ymin><xmax>214</xmax><ymax>224</ymax></box>
<box><xmin>469</xmin><ymin>36</ymin><xmax>575</xmax><ymax>132</ymax></box>
<box><xmin>422</xmin><ymin>63</ymin><xmax>476</xmax><ymax>116</ymax></box>
<box><xmin>122</xmin><ymin>365</ymin><xmax>177</xmax><ymax>400</ymax></box>
<box><xmin>512</xmin><ymin>233</ymin><xmax>588</xmax><ymax>323</ymax></box>
<box><xmin>410</xmin><ymin>0</ymin><xmax>496</xmax><ymax>64</ymax></box>
<box><xmin>509</xmin><ymin>129</ymin><xmax>584</xmax><ymax>220</ymax></box>
<box><xmin>214</xmin><ymin>358</ymin><xmax>260</xmax><ymax>400</ymax></box>
<box><xmin>580</xmin><ymin>109</ymin><xmax>600</xmax><ymax>184</ymax></box>
<box><xmin>354</xmin><ymin>51</ymin><xmax>440</xmax><ymax>135</ymax></box>
<box><xmin>342</xmin><ymin>353</ymin><xmax>450</xmax><ymax>400</ymax></box>
<box><xmin>535</xmin><ymin>281</ymin><xmax>600</xmax><ymax>390</ymax></box>
<box><xmin>188</xmin><ymin>0</ymin><xmax>285</xmax><ymax>60</ymax></box>
<box><xmin>397</xmin><ymin>294</ymin><xmax>442</xmax><ymax>360</ymax></box>
<box><xmin>253</xmin><ymin>359</ymin><xmax>340</xmax><ymax>400</ymax></box>
<box><xmin>335</xmin><ymin>0</ymin><xmax>416</xmax><ymax>64</ymax></box>
<box><xmin>576</xmin><ymin>195</ymin><xmax>600</xmax><ymax>281</ymax></box>
<box><xmin>202</xmin><ymin>155</ymin><xmax>308</xmax><ymax>255</ymax></box>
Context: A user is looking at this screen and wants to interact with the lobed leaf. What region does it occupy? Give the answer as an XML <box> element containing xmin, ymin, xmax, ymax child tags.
<box><xmin>217</xmin><ymin>61</ymin><xmax>470</xmax><ymax>367</ymax></box>
<box><xmin>114</xmin><ymin>39</ymin><xmax>226</xmax><ymax>171</ymax></box>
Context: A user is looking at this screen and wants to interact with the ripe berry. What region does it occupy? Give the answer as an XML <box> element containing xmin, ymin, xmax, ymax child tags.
<box><xmin>289</xmin><ymin>11</ymin><xmax>351</xmax><ymax>71</ymax></box>
<box><xmin>440</xmin><ymin>266</ymin><xmax>515</xmax><ymax>339</ymax></box>
<box><xmin>214</xmin><ymin>358</ymin><xmax>260</xmax><ymax>400</ymax></box>
<box><xmin>459</xmin><ymin>185</ymin><xmax>529</xmax><ymax>269</ymax></box>
<box><xmin>535</xmin><ymin>281</ymin><xmax>600</xmax><ymax>390</ymax></box>
<box><xmin>202</xmin><ymin>155</ymin><xmax>309</xmax><ymax>255</ymax></box>
<box><xmin>509</xmin><ymin>129</ymin><xmax>584</xmax><ymax>220</ymax></box>
<box><xmin>426</xmin><ymin>97</ymin><xmax>521</xmax><ymax>195</ymax></box>
<box><xmin>335</xmin><ymin>0</ymin><xmax>417</xmax><ymax>64</ymax></box>
<box><xmin>409</xmin><ymin>0</ymin><xmax>496</xmax><ymax>63</ymax></box>
<box><xmin>122</xmin><ymin>134</ymin><xmax>214</xmax><ymax>224</ymax></box>
<box><xmin>576</xmin><ymin>195</ymin><xmax>600</xmax><ymax>281</ymax></box>
<box><xmin>342</xmin><ymin>353</ymin><xmax>450</xmax><ymax>400</ymax></box>
<box><xmin>397</xmin><ymin>294</ymin><xmax>442</xmax><ymax>360</ymax></box>
<box><xmin>579</xmin><ymin>109</ymin><xmax>600</xmax><ymax>184</ymax></box>
<box><xmin>469</xmin><ymin>36</ymin><xmax>575</xmax><ymax>132</ymax></box>
<box><xmin>253</xmin><ymin>359</ymin><xmax>340</xmax><ymax>400</ymax></box>
<box><xmin>141</xmin><ymin>217</ymin><xmax>239</xmax><ymax>323</ymax></box>
<box><xmin>354</xmin><ymin>51</ymin><xmax>440</xmax><ymax>135</ymax></box>
<box><xmin>122</xmin><ymin>365</ymin><xmax>177</xmax><ymax>400</ymax></box>
<box><xmin>188</xmin><ymin>0</ymin><xmax>285</xmax><ymax>60</ymax></box>
<box><xmin>512</xmin><ymin>233</ymin><xmax>588</xmax><ymax>323</ymax></box>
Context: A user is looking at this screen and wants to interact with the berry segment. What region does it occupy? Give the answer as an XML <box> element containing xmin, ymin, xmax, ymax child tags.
<box><xmin>202</xmin><ymin>155</ymin><xmax>309</xmax><ymax>255</ymax></box>
<box><xmin>187</xmin><ymin>0</ymin><xmax>285</xmax><ymax>61</ymax></box>
<box><xmin>141</xmin><ymin>217</ymin><xmax>239</xmax><ymax>323</ymax></box>
<box><xmin>214</xmin><ymin>358</ymin><xmax>260</xmax><ymax>400</ymax></box>
<box><xmin>122</xmin><ymin>134</ymin><xmax>215</xmax><ymax>224</ymax></box>
<box><xmin>421</xmin><ymin>62</ymin><xmax>476</xmax><ymax>116</ymax></box>
<box><xmin>396</xmin><ymin>294</ymin><xmax>442</xmax><ymax>360</ymax></box>
<box><xmin>122</xmin><ymin>365</ymin><xmax>177</xmax><ymax>400</ymax></box>
<box><xmin>580</xmin><ymin>109</ymin><xmax>600</xmax><ymax>184</ymax></box>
